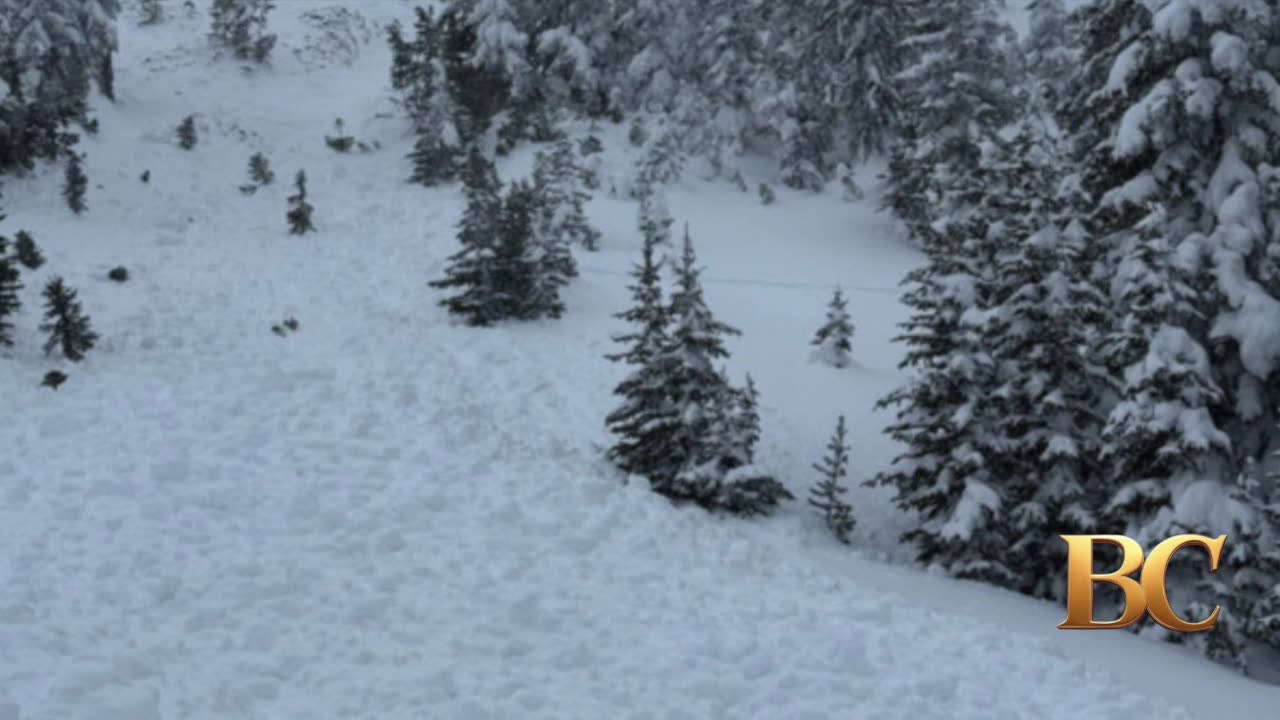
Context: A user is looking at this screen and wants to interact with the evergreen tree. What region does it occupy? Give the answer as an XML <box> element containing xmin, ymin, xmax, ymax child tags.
<box><xmin>811</xmin><ymin>288</ymin><xmax>854</xmax><ymax>368</ymax></box>
<box><xmin>532</xmin><ymin>138</ymin><xmax>599</xmax><ymax>251</ymax></box>
<box><xmin>13</xmin><ymin>230</ymin><xmax>45</xmax><ymax>270</ymax></box>
<box><xmin>661</xmin><ymin>226</ymin><xmax>743</xmax><ymax>503</ymax></box>
<box><xmin>493</xmin><ymin>179</ymin><xmax>546</xmax><ymax>319</ymax></box>
<box><xmin>40</xmin><ymin>276</ymin><xmax>97</xmax><ymax>361</ymax></box>
<box><xmin>605</xmin><ymin>225</ymin><xmax>678</xmax><ymax>481</ymax></box>
<box><xmin>0</xmin><ymin>236</ymin><xmax>21</xmax><ymax>347</ymax></box>
<box><xmin>209</xmin><ymin>0</ymin><xmax>277</xmax><ymax>63</ymax></box>
<box><xmin>429</xmin><ymin>146</ymin><xmax>505</xmax><ymax>325</ymax></box>
<box><xmin>1185</xmin><ymin>457</ymin><xmax>1280</xmax><ymax>674</ymax></box>
<box><xmin>810</xmin><ymin>415</ymin><xmax>855</xmax><ymax>544</ymax></box>
<box><xmin>248</xmin><ymin>152</ymin><xmax>273</xmax><ymax>185</ymax></box>
<box><xmin>177</xmin><ymin>115</ymin><xmax>197</xmax><ymax>149</ymax></box>
<box><xmin>286</xmin><ymin>170</ymin><xmax>315</xmax><ymax>234</ymax></box>
<box><xmin>63</xmin><ymin>154</ymin><xmax>88</xmax><ymax>214</ymax></box>
<box><xmin>0</xmin><ymin>0</ymin><xmax>120</xmax><ymax>174</ymax></box>
<box><xmin>870</xmin><ymin>213</ymin><xmax>1012</xmax><ymax>584</ymax></box>
<box><xmin>884</xmin><ymin>0</ymin><xmax>1019</xmax><ymax>246</ymax></box>
<box><xmin>637</xmin><ymin>187</ymin><xmax>673</xmax><ymax>247</ymax></box>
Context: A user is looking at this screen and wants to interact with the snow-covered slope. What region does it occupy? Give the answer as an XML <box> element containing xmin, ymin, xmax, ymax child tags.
<box><xmin>2</xmin><ymin>3</ymin><xmax>1278</xmax><ymax>719</ymax></box>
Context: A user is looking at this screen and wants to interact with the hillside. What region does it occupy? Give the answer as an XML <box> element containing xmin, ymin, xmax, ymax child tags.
<box><xmin>2</xmin><ymin>2</ymin><xmax>1278</xmax><ymax>719</ymax></box>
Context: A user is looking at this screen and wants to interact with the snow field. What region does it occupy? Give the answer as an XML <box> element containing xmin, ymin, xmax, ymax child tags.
<box><xmin>1</xmin><ymin>2</ymin><xmax>1278</xmax><ymax>718</ymax></box>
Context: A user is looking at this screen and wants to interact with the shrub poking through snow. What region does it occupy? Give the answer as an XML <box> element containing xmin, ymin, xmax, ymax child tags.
<box><xmin>811</xmin><ymin>288</ymin><xmax>854</xmax><ymax>368</ymax></box>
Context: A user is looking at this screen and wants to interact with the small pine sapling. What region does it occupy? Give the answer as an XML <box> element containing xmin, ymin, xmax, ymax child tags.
<box><xmin>809</xmin><ymin>415</ymin><xmax>855</xmax><ymax>544</ymax></box>
<box><xmin>140</xmin><ymin>169</ymin><xmax>151</xmax><ymax>183</ymax></box>
<box><xmin>325</xmin><ymin>118</ymin><xmax>355</xmax><ymax>153</ymax></box>
<box><xmin>731</xmin><ymin>170</ymin><xmax>748</xmax><ymax>193</ymax></box>
<box><xmin>63</xmin><ymin>155</ymin><xmax>88</xmax><ymax>214</ymax></box>
<box><xmin>0</xmin><ymin>236</ymin><xmax>22</xmax><ymax>347</ymax></box>
<box><xmin>108</xmin><ymin>266</ymin><xmax>129</xmax><ymax>282</ymax></box>
<box><xmin>758</xmin><ymin>182</ymin><xmax>775</xmax><ymax>205</ymax></box>
<box><xmin>286</xmin><ymin>170</ymin><xmax>316</xmax><ymax>234</ymax></box>
<box><xmin>811</xmin><ymin>288</ymin><xmax>854</xmax><ymax>368</ymax></box>
<box><xmin>177</xmin><ymin>115</ymin><xmax>197</xmax><ymax>149</ymax></box>
<box><xmin>14</xmin><ymin>230</ymin><xmax>45</xmax><ymax>270</ymax></box>
<box><xmin>40</xmin><ymin>276</ymin><xmax>98</xmax><ymax>362</ymax></box>
<box><xmin>249</xmin><ymin>152</ymin><xmax>274</xmax><ymax>185</ymax></box>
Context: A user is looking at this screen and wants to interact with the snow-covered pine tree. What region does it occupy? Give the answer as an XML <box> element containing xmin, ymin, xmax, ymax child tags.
<box><xmin>662</xmin><ymin>225</ymin><xmax>743</xmax><ymax>504</ymax></box>
<box><xmin>40</xmin><ymin>276</ymin><xmax>97</xmax><ymax>361</ymax></box>
<box><xmin>810</xmin><ymin>415</ymin><xmax>855</xmax><ymax>544</ymax></box>
<box><xmin>1056</xmin><ymin>3</ymin><xmax>1280</xmax><ymax>653</ymax></box>
<box><xmin>13</xmin><ymin>230</ymin><xmax>44</xmax><ymax>270</ymax></box>
<box><xmin>869</xmin><ymin>206</ymin><xmax>1011</xmax><ymax>584</ymax></box>
<box><xmin>605</xmin><ymin>223</ymin><xmax>678</xmax><ymax>481</ymax></box>
<box><xmin>286</xmin><ymin>171</ymin><xmax>315</xmax><ymax>234</ymax></box>
<box><xmin>492</xmin><ymin>178</ymin><xmax>542</xmax><ymax>319</ymax></box>
<box><xmin>985</xmin><ymin>218</ymin><xmax>1111</xmax><ymax>600</ymax></box>
<box><xmin>0</xmin><ymin>236</ymin><xmax>21</xmax><ymax>347</ymax></box>
<box><xmin>139</xmin><ymin>0</ymin><xmax>163</xmax><ymax>25</ymax></box>
<box><xmin>0</xmin><ymin>0</ymin><xmax>120</xmax><ymax>173</ymax></box>
<box><xmin>436</xmin><ymin>1</ymin><xmax>512</xmax><ymax>141</ymax></box>
<box><xmin>429</xmin><ymin>146</ymin><xmax>505</xmax><ymax>325</ymax></box>
<box><xmin>248</xmin><ymin>152</ymin><xmax>273</xmax><ymax>185</ymax></box>
<box><xmin>532</xmin><ymin>138</ymin><xmax>599</xmax><ymax>251</ymax></box>
<box><xmin>177</xmin><ymin>115</ymin><xmax>197</xmax><ymax>149</ymax></box>
<box><xmin>1023</xmin><ymin>0</ymin><xmax>1078</xmax><ymax>113</ymax></box>
<box><xmin>811</xmin><ymin>288</ymin><xmax>854</xmax><ymax>368</ymax></box>
<box><xmin>778</xmin><ymin>110</ymin><xmax>833</xmax><ymax>192</ymax></box>
<box><xmin>632</xmin><ymin>126</ymin><xmax>684</xmax><ymax>198</ymax></box>
<box><xmin>209</xmin><ymin>0</ymin><xmax>277</xmax><ymax>63</ymax></box>
<box><xmin>636</xmin><ymin>186</ymin><xmax>673</xmax><ymax>248</ymax></box>
<box><xmin>407</xmin><ymin>57</ymin><xmax>464</xmax><ymax>186</ymax></box>
<box><xmin>883</xmin><ymin>0</ymin><xmax>1019</xmax><ymax>247</ymax></box>
<box><xmin>63</xmin><ymin>154</ymin><xmax>88</xmax><ymax>214</ymax></box>
<box><xmin>1184</xmin><ymin>457</ymin><xmax>1280</xmax><ymax>674</ymax></box>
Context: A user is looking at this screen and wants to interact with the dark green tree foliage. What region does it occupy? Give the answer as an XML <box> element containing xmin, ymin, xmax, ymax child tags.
<box><xmin>533</xmin><ymin>138</ymin><xmax>599</xmax><ymax>251</ymax></box>
<box><xmin>13</xmin><ymin>230</ymin><xmax>45</xmax><ymax>270</ymax></box>
<box><xmin>779</xmin><ymin>111</ymin><xmax>832</xmax><ymax>192</ymax></box>
<box><xmin>177</xmin><ymin>115</ymin><xmax>197</xmax><ymax>149</ymax></box>
<box><xmin>286</xmin><ymin>170</ymin><xmax>315</xmax><ymax>234</ymax></box>
<box><xmin>492</xmin><ymin>179</ymin><xmax>542</xmax><ymax>318</ymax></box>
<box><xmin>1184</xmin><ymin>458</ymin><xmax>1280</xmax><ymax>675</ymax></box>
<box><xmin>248</xmin><ymin>152</ymin><xmax>273</xmax><ymax>185</ymax></box>
<box><xmin>810</xmin><ymin>415</ymin><xmax>855</xmax><ymax>544</ymax></box>
<box><xmin>63</xmin><ymin>154</ymin><xmax>88</xmax><ymax>214</ymax></box>
<box><xmin>884</xmin><ymin>0</ymin><xmax>1019</xmax><ymax>247</ymax></box>
<box><xmin>0</xmin><ymin>236</ymin><xmax>22</xmax><ymax>347</ymax></box>
<box><xmin>40</xmin><ymin>276</ymin><xmax>97</xmax><ymax>361</ymax></box>
<box><xmin>430</xmin><ymin>147</ymin><xmax>506</xmax><ymax>325</ymax></box>
<box><xmin>661</xmin><ymin>227</ymin><xmax>742</xmax><ymax>502</ymax></box>
<box><xmin>811</xmin><ymin>288</ymin><xmax>854</xmax><ymax>368</ymax></box>
<box><xmin>390</xmin><ymin>7</ymin><xmax>464</xmax><ymax>186</ymax></box>
<box><xmin>438</xmin><ymin>7</ymin><xmax>510</xmax><ymax>143</ymax></box>
<box><xmin>604</xmin><ymin>226</ymin><xmax>677</xmax><ymax>480</ymax></box>
<box><xmin>209</xmin><ymin>0</ymin><xmax>277</xmax><ymax>63</ymax></box>
<box><xmin>496</xmin><ymin>64</ymin><xmax>559</xmax><ymax>156</ymax></box>
<box><xmin>0</xmin><ymin>0</ymin><xmax>120</xmax><ymax>174</ymax></box>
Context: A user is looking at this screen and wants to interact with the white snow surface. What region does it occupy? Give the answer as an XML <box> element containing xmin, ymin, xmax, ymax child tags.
<box><xmin>2</xmin><ymin>2</ymin><xmax>1279</xmax><ymax>719</ymax></box>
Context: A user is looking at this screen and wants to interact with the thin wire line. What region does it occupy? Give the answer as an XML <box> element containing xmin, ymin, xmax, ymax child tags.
<box><xmin>575</xmin><ymin>266</ymin><xmax>901</xmax><ymax>295</ymax></box>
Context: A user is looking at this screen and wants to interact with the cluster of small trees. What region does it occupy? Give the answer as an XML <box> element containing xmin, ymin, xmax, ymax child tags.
<box><xmin>603</xmin><ymin>209</ymin><xmax>792</xmax><ymax>516</ymax></box>
<box><xmin>431</xmin><ymin>139</ymin><xmax>595</xmax><ymax>324</ymax></box>
<box><xmin>0</xmin><ymin>231</ymin><xmax>98</xmax><ymax>364</ymax></box>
